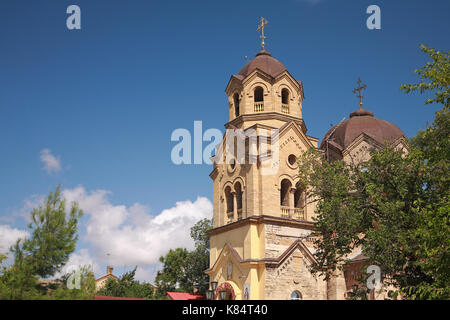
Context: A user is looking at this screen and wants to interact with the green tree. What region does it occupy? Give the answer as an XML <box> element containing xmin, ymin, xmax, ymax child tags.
<box><xmin>0</xmin><ymin>185</ymin><xmax>85</xmax><ymax>299</ymax></box>
<box><xmin>154</xmin><ymin>248</ymin><xmax>189</xmax><ymax>298</ymax></box>
<box><xmin>154</xmin><ymin>218</ymin><xmax>212</xmax><ymax>298</ymax></box>
<box><xmin>400</xmin><ymin>45</ymin><xmax>449</xmax><ymax>106</ymax></box>
<box><xmin>184</xmin><ymin>218</ymin><xmax>212</xmax><ymax>294</ymax></box>
<box><xmin>400</xmin><ymin>45</ymin><xmax>449</xmax><ymax>299</ymax></box>
<box><xmin>51</xmin><ymin>265</ymin><xmax>96</xmax><ymax>300</ymax></box>
<box><xmin>96</xmin><ymin>267</ymin><xmax>154</xmax><ymax>299</ymax></box>
<box><xmin>297</xmin><ymin>45</ymin><xmax>449</xmax><ymax>299</ymax></box>
<box><xmin>0</xmin><ymin>252</ymin><xmax>6</xmax><ymax>296</ymax></box>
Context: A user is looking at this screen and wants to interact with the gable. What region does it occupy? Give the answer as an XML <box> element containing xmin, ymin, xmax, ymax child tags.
<box><xmin>278</xmin><ymin>121</ymin><xmax>315</xmax><ymax>151</ymax></box>
<box><xmin>205</xmin><ymin>243</ymin><xmax>246</xmax><ymax>275</ymax></box>
<box><xmin>265</xmin><ymin>239</ymin><xmax>317</xmax><ymax>268</ymax></box>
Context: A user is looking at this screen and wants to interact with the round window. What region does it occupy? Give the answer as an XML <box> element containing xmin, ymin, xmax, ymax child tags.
<box><xmin>288</xmin><ymin>154</ymin><xmax>297</xmax><ymax>166</ymax></box>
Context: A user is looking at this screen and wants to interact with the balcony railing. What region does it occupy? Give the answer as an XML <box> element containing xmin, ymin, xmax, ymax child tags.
<box><xmin>280</xmin><ymin>206</ymin><xmax>305</xmax><ymax>220</ymax></box>
<box><xmin>281</xmin><ymin>206</ymin><xmax>290</xmax><ymax>218</ymax></box>
<box><xmin>293</xmin><ymin>208</ymin><xmax>304</xmax><ymax>220</ymax></box>
<box><xmin>254</xmin><ymin>102</ymin><xmax>264</xmax><ymax>112</ymax></box>
<box><xmin>281</xmin><ymin>104</ymin><xmax>289</xmax><ymax>114</ymax></box>
<box><xmin>237</xmin><ymin>208</ymin><xmax>242</xmax><ymax>220</ymax></box>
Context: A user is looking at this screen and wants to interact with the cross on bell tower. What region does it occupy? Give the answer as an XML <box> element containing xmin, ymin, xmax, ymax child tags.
<box><xmin>257</xmin><ymin>17</ymin><xmax>268</xmax><ymax>50</ymax></box>
<box><xmin>352</xmin><ymin>77</ymin><xmax>367</xmax><ymax>108</ymax></box>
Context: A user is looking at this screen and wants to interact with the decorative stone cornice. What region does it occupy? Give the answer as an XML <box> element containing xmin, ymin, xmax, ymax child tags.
<box><xmin>226</xmin><ymin>112</ymin><xmax>307</xmax><ymax>134</ymax></box>
<box><xmin>208</xmin><ymin>215</ymin><xmax>315</xmax><ymax>237</ymax></box>
<box><xmin>205</xmin><ymin>239</ymin><xmax>317</xmax><ymax>274</ymax></box>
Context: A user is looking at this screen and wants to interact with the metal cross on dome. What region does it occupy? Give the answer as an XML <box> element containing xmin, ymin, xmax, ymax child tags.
<box><xmin>353</xmin><ymin>77</ymin><xmax>367</xmax><ymax>107</ymax></box>
<box><xmin>257</xmin><ymin>17</ymin><xmax>268</xmax><ymax>50</ymax></box>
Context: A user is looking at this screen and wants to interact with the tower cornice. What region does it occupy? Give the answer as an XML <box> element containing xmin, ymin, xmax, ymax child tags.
<box><xmin>225</xmin><ymin>112</ymin><xmax>307</xmax><ymax>134</ymax></box>
<box><xmin>207</xmin><ymin>215</ymin><xmax>315</xmax><ymax>237</ymax></box>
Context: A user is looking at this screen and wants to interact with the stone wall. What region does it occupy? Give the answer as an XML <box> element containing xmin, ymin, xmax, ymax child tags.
<box><xmin>263</xmin><ymin>223</ymin><xmax>328</xmax><ymax>300</ymax></box>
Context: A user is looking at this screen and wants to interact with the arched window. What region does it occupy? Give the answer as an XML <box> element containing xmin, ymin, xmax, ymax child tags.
<box><xmin>233</xmin><ymin>93</ymin><xmax>240</xmax><ymax>117</ymax></box>
<box><xmin>294</xmin><ymin>187</ymin><xmax>304</xmax><ymax>209</ymax></box>
<box><xmin>225</xmin><ymin>186</ymin><xmax>233</xmax><ymax>214</ymax></box>
<box><xmin>280</xmin><ymin>179</ymin><xmax>292</xmax><ymax>206</ymax></box>
<box><xmin>294</xmin><ymin>187</ymin><xmax>305</xmax><ymax>220</ymax></box>
<box><xmin>281</xmin><ymin>88</ymin><xmax>289</xmax><ymax>104</ymax></box>
<box><xmin>235</xmin><ymin>182</ymin><xmax>242</xmax><ymax>219</ymax></box>
<box><xmin>290</xmin><ymin>291</ymin><xmax>302</xmax><ymax>300</ymax></box>
<box><xmin>254</xmin><ymin>87</ymin><xmax>264</xmax><ymax>102</ymax></box>
<box><xmin>281</xmin><ymin>88</ymin><xmax>289</xmax><ymax>114</ymax></box>
<box><xmin>254</xmin><ymin>87</ymin><xmax>264</xmax><ymax>112</ymax></box>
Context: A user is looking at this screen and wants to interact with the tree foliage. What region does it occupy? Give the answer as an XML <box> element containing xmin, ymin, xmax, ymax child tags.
<box><xmin>51</xmin><ymin>266</ymin><xmax>96</xmax><ymax>300</ymax></box>
<box><xmin>17</xmin><ymin>185</ymin><xmax>83</xmax><ymax>278</ymax></box>
<box><xmin>184</xmin><ymin>218</ymin><xmax>211</xmax><ymax>294</ymax></box>
<box><xmin>96</xmin><ymin>267</ymin><xmax>155</xmax><ymax>299</ymax></box>
<box><xmin>400</xmin><ymin>45</ymin><xmax>449</xmax><ymax>106</ymax></box>
<box><xmin>297</xmin><ymin>45</ymin><xmax>449</xmax><ymax>300</ymax></box>
<box><xmin>154</xmin><ymin>218</ymin><xmax>212</xmax><ymax>298</ymax></box>
<box><xmin>0</xmin><ymin>185</ymin><xmax>92</xmax><ymax>299</ymax></box>
<box><xmin>154</xmin><ymin>248</ymin><xmax>189</xmax><ymax>298</ymax></box>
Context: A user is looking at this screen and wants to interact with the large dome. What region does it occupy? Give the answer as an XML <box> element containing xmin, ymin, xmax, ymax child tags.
<box><xmin>238</xmin><ymin>49</ymin><xmax>287</xmax><ymax>78</ymax></box>
<box><xmin>320</xmin><ymin>107</ymin><xmax>406</xmax><ymax>150</ymax></box>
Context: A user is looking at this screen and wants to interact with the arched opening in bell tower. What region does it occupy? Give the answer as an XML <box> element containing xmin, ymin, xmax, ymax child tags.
<box><xmin>280</xmin><ymin>179</ymin><xmax>291</xmax><ymax>207</ymax></box>
<box><xmin>281</xmin><ymin>88</ymin><xmax>290</xmax><ymax>114</ymax></box>
<box><xmin>233</xmin><ymin>93</ymin><xmax>240</xmax><ymax>117</ymax></box>
<box><xmin>254</xmin><ymin>87</ymin><xmax>264</xmax><ymax>102</ymax></box>
<box><xmin>225</xmin><ymin>186</ymin><xmax>233</xmax><ymax>214</ymax></box>
<box><xmin>234</xmin><ymin>182</ymin><xmax>243</xmax><ymax>220</ymax></box>
<box><xmin>254</xmin><ymin>86</ymin><xmax>264</xmax><ymax>112</ymax></box>
<box><xmin>294</xmin><ymin>187</ymin><xmax>305</xmax><ymax>220</ymax></box>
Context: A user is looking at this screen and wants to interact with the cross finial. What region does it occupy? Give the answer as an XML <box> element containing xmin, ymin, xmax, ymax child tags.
<box><xmin>352</xmin><ymin>77</ymin><xmax>367</xmax><ymax>108</ymax></box>
<box><xmin>257</xmin><ymin>17</ymin><xmax>268</xmax><ymax>50</ymax></box>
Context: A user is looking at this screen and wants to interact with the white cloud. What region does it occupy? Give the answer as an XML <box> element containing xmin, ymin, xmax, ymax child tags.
<box><xmin>40</xmin><ymin>149</ymin><xmax>62</xmax><ymax>173</ymax></box>
<box><xmin>2</xmin><ymin>186</ymin><xmax>212</xmax><ymax>282</ymax></box>
<box><xmin>0</xmin><ymin>224</ymin><xmax>29</xmax><ymax>254</ymax></box>
<box><xmin>62</xmin><ymin>185</ymin><xmax>212</xmax><ymax>272</ymax></box>
<box><xmin>134</xmin><ymin>266</ymin><xmax>153</xmax><ymax>282</ymax></box>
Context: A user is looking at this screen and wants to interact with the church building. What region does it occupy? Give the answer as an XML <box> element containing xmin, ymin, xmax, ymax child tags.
<box><xmin>205</xmin><ymin>20</ymin><xmax>408</xmax><ymax>300</ymax></box>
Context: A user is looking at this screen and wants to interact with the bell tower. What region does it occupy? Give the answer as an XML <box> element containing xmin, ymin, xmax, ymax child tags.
<box><xmin>225</xmin><ymin>48</ymin><xmax>305</xmax><ymax>127</ymax></box>
<box><xmin>206</xmin><ymin>21</ymin><xmax>341</xmax><ymax>300</ymax></box>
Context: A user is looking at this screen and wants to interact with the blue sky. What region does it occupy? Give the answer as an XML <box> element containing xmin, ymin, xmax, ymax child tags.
<box><xmin>0</xmin><ymin>0</ymin><xmax>448</xmax><ymax>281</ymax></box>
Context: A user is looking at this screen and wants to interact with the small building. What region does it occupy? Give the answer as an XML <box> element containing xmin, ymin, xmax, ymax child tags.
<box><xmin>95</xmin><ymin>266</ymin><xmax>119</xmax><ymax>291</ymax></box>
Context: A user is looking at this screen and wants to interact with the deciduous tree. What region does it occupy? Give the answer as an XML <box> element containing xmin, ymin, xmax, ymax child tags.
<box><xmin>297</xmin><ymin>45</ymin><xmax>449</xmax><ymax>299</ymax></box>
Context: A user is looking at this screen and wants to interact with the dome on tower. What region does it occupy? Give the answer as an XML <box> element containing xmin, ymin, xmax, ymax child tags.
<box><xmin>238</xmin><ymin>49</ymin><xmax>287</xmax><ymax>78</ymax></box>
<box><xmin>320</xmin><ymin>106</ymin><xmax>406</xmax><ymax>151</ymax></box>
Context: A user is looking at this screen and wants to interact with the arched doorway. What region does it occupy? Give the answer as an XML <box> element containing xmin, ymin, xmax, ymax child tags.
<box><xmin>215</xmin><ymin>282</ymin><xmax>237</xmax><ymax>300</ymax></box>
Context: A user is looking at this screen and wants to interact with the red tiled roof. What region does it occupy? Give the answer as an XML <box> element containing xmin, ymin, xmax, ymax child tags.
<box><xmin>94</xmin><ymin>295</ymin><xmax>152</xmax><ymax>300</ymax></box>
<box><xmin>166</xmin><ymin>292</ymin><xmax>204</xmax><ymax>300</ymax></box>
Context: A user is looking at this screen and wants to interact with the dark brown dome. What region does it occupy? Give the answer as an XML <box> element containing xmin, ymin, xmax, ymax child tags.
<box><xmin>320</xmin><ymin>107</ymin><xmax>405</xmax><ymax>150</ymax></box>
<box><xmin>238</xmin><ymin>49</ymin><xmax>287</xmax><ymax>78</ymax></box>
